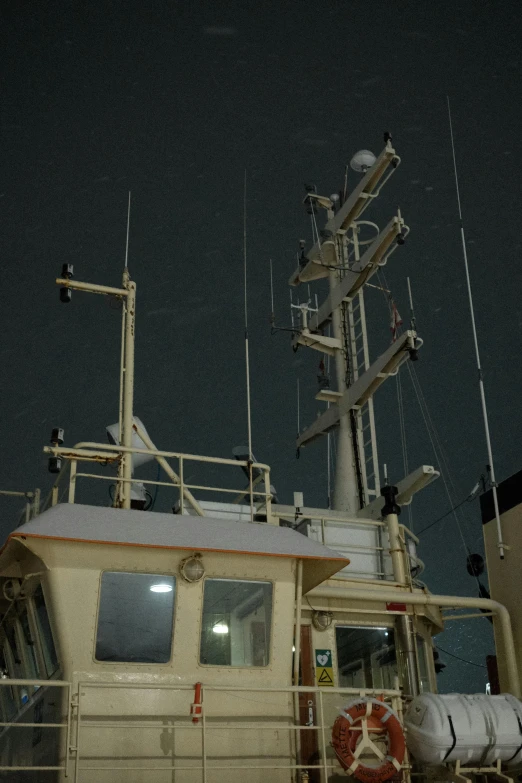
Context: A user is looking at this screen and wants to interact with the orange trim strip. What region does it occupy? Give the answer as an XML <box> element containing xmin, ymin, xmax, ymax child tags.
<box><xmin>10</xmin><ymin>532</ymin><xmax>350</xmax><ymax>564</ymax></box>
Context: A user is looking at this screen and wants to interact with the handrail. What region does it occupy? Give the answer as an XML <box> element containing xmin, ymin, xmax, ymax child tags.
<box><xmin>39</xmin><ymin>441</ymin><xmax>274</xmax><ymax>522</ymax></box>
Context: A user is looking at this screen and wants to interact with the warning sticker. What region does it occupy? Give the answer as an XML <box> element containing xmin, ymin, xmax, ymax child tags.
<box><xmin>315</xmin><ymin>649</ymin><xmax>334</xmax><ymax>687</ymax></box>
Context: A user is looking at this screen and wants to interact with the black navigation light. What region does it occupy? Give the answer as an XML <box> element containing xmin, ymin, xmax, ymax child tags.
<box><xmin>60</xmin><ymin>263</ymin><xmax>74</xmax><ymax>303</ymax></box>
<box><xmin>48</xmin><ymin>427</ymin><xmax>64</xmax><ymax>474</ymax></box>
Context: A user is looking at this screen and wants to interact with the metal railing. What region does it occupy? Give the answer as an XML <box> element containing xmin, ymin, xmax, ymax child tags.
<box><xmin>72</xmin><ymin>681</ymin><xmax>407</xmax><ymax>782</ymax></box>
<box><xmin>40</xmin><ymin>441</ymin><xmax>274</xmax><ymax>522</ymax></box>
<box><xmin>0</xmin><ymin>678</ymin><xmax>72</xmax><ymax>774</ymax></box>
<box><xmin>273</xmin><ymin>511</ymin><xmax>423</xmax><ymax>584</ymax></box>
<box><xmin>0</xmin><ymin>679</ymin><xmax>411</xmax><ymax>781</ymax></box>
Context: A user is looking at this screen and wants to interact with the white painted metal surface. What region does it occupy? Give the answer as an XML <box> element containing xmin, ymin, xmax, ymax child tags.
<box><xmin>405</xmin><ymin>693</ymin><xmax>522</xmax><ymax>766</ymax></box>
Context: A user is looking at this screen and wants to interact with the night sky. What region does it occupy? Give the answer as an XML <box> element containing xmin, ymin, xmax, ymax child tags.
<box><xmin>3</xmin><ymin>0</ymin><xmax>522</xmax><ymax>692</ymax></box>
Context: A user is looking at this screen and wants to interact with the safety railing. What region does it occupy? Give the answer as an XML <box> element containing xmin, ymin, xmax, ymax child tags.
<box><xmin>71</xmin><ymin>681</ymin><xmax>408</xmax><ymax>783</ymax></box>
<box><xmin>0</xmin><ymin>679</ymin><xmax>411</xmax><ymax>781</ymax></box>
<box><xmin>273</xmin><ymin>511</ymin><xmax>423</xmax><ymax>584</ymax></box>
<box><xmin>40</xmin><ymin>441</ymin><xmax>274</xmax><ymax>522</ymax></box>
<box><xmin>0</xmin><ymin>678</ymin><xmax>72</xmax><ymax>774</ymax></box>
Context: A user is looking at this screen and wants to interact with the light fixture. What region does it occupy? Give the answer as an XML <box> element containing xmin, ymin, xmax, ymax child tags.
<box><xmin>150</xmin><ymin>583</ymin><xmax>173</xmax><ymax>593</ymax></box>
<box><xmin>212</xmin><ymin>623</ymin><xmax>229</xmax><ymax>634</ymax></box>
<box><xmin>312</xmin><ymin>610</ymin><xmax>333</xmax><ymax>631</ymax></box>
<box><xmin>350</xmin><ymin>149</ymin><xmax>377</xmax><ymax>173</ymax></box>
<box><xmin>180</xmin><ymin>553</ymin><xmax>205</xmax><ymax>583</ymax></box>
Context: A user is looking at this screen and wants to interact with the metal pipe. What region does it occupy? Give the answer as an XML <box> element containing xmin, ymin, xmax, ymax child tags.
<box><xmin>293</xmin><ymin>559</ymin><xmax>303</xmax><ymax>760</ymax></box>
<box><xmin>55</xmin><ymin>278</ymin><xmax>128</xmax><ymax>297</ymax></box>
<box><xmin>310</xmin><ymin>585</ymin><xmax>521</xmax><ymax>697</ymax></box>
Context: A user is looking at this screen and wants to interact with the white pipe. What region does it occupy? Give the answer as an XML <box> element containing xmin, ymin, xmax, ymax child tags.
<box><xmin>310</xmin><ymin>585</ymin><xmax>520</xmax><ymax>698</ymax></box>
<box><xmin>293</xmin><ymin>560</ymin><xmax>303</xmax><ymax>761</ymax></box>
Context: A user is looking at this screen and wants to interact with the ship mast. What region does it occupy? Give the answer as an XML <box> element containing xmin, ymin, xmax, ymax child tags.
<box><xmin>290</xmin><ymin>135</ymin><xmax>425</xmax><ymax>513</ymax></box>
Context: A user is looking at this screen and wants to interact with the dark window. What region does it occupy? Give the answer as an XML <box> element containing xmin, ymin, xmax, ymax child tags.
<box><xmin>336</xmin><ymin>626</ymin><xmax>397</xmax><ymax>689</ymax></box>
<box><xmin>20</xmin><ymin>609</ymin><xmax>39</xmax><ymax>680</ymax></box>
<box><xmin>33</xmin><ymin>585</ymin><xmax>59</xmax><ymax>676</ymax></box>
<box><xmin>95</xmin><ymin>572</ymin><xmax>175</xmax><ymax>663</ymax></box>
<box><xmin>200</xmin><ymin>579</ymin><xmax>272</xmax><ymax>667</ymax></box>
<box><xmin>0</xmin><ymin>645</ymin><xmax>16</xmax><ymax>720</ymax></box>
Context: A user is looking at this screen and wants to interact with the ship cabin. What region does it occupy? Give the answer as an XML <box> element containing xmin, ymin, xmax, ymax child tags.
<box><xmin>0</xmin><ymin>500</ymin><xmax>357</xmax><ymax>782</ymax></box>
<box><xmin>0</xmin><ymin>482</ymin><xmax>447</xmax><ymax>783</ymax></box>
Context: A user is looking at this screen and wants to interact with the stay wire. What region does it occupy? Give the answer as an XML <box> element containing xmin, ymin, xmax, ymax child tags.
<box><xmin>436</xmin><ymin>645</ymin><xmax>487</xmax><ymax>669</ymax></box>
<box><xmin>377</xmin><ymin>268</ymin><xmax>479</xmax><ymax>588</ymax></box>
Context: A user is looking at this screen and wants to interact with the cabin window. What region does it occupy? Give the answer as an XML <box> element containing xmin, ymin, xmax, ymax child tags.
<box><xmin>19</xmin><ymin>609</ymin><xmax>39</xmax><ymax>680</ymax></box>
<box><xmin>200</xmin><ymin>579</ymin><xmax>273</xmax><ymax>667</ymax></box>
<box><xmin>33</xmin><ymin>585</ymin><xmax>59</xmax><ymax>676</ymax></box>
<box><xmin>95</xmin><ymin>572</ymin><xmax>175</xmax><ymax>664</ymax></box>
<box><xmin>336</xmin><ymin>626</ymin><xmax>397</xmax><ymax>689</ymax></box>
<box><xmin>0</xmin><ymin>645</ymin><xmax>16</xmax><ymax>720</ymax></box>
<box><xmin>5</xmin><ymin>622</ymin><xmax>29</xmax><ymax>705</ymax></box>
<box><xmin>416</xmin><ymin>635</ymin><xmax>431</xmax><ymax>693</ymax></box>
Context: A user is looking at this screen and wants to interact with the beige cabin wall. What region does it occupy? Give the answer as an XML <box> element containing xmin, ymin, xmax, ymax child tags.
<box><xmin>30</xmin><ymin>540</ymin><xmax>297</xmax><ymax>688</ymax></box>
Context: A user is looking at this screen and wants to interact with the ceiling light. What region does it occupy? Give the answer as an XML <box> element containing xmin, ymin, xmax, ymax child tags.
<box><xmin>150</xmin><ymin>583</ymin><xmax>173</xmax><ymax>593</ymax></box>
<box><xmin>213</xmin><ymin>623</ymin><xmax>229</xmax><ymax>634</ymax></box>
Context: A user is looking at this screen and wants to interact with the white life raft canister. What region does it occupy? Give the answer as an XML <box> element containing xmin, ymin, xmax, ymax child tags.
<box><xmin>404</xmin><ymin>693</ymin><xmax>522</xmax><ymax>767</ymax></box>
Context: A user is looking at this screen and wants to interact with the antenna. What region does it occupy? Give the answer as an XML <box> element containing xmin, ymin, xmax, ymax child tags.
<box><xmin>406</xmin><ymin>276</ymin><xmax>417</xmax><ymax>331</ymax></box>
<box><xmin>243</xmin><ymin>171</ymin><xmax>254</xmax><ymax>523</ymax></box>
<box><xmin>447</xmin><ymin>97</ymin><xmax>506</xmax><ymax>559</ymax></box>
<box><xmin>269</xmin><ymin>259</ymin><xmax>275</xmax><ymax>329</ymax></box>
<box><xmin>124</xmin><ymin>191</ymin><xmax>131</xmax><ymax>270</ymax></box>
<box><xmin>297</xmin><ymin>378</ymin><xmax>300</xmax><ymax>435</ymax></box>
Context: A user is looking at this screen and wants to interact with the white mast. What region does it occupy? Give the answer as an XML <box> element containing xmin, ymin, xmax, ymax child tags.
<box><xmin>289</xmin><ymin>137</ymin><xmax>422</xmax><ymax>513</ymax></box>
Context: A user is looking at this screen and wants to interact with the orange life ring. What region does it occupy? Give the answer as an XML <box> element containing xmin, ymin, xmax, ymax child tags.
<box><xmin>332</xmin><ymin>698</ymin><xmax>405</xmax><ymax>783</ymax></box>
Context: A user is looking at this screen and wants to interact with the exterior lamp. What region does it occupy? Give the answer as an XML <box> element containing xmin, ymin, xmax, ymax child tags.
<box><xmin>179</xmin><ymin>553</ymin><xmax>205</xmax><ymax>583</ymax></box>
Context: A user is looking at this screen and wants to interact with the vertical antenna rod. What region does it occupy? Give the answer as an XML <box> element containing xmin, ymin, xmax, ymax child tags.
<box><xmin>447</xmin><ymin>97</ymin><xmax>505</xmax><ymax>559</ymax></box>
<box><xmin>121</xmin><ymin>191</ymin><xmax>136</xmax><ymax>509</ymax></box>
<box><xmin>243</xmin><ymin>171</ymin><xmax>254</xmax><ymax>522</ymax></box>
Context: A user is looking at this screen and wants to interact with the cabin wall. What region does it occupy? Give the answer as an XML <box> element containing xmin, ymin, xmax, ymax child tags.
<box><xmin>32</xmin><ymin>541</ymin><xmax>298</xmax><ymax>782</ymax></box>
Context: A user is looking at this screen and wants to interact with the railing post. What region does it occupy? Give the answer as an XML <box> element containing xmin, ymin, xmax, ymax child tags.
<box><xmin>318</xmin><ymin>689</ymin><xmax>329</xmax><ymax>783</ymax></box>
<box><xmin>68</xmin><ymin>461</ymin><xmax>77</xmax><ymax>504</ymax></box>
<box><xmin>51</xmin><ymin>485</ymin><xmax>59</xmax><ymax>506</ymax></box>
<box><xmin>201</xmin><ymin>683</ymin><xmax>207</xmax><ymax>783</ymax></box>
<box><xmin>179</xmin><ymin>457</ymin><xmax>184</xmax><ymax>515</ymax></box>
<box><xmin>264</xmin><ymin>467</ymin><xmax>274</xmax><ymax>523</ymax></box>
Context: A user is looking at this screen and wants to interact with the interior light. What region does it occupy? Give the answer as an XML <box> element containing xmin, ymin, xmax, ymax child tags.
<box><xmin>150</xmin><ymin>583</ymin><xmax>173</xmax><ymax>593</ymax></box>
<box><xmin>213</xmin><ymin>623</ymin><xmax>229</xmax><ymax>634</ymax></box>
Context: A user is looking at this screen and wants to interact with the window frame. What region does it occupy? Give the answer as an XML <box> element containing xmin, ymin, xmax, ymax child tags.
<box><xmin>32</xmin><ymin>583</ymin><xmax>60</xmax><ymax>678</ymax></box>
<box><xmin>94</xmin><ymin>570</ymin><xmax>178</xmax><ymax>666</ymax></box>
<box><xmin>198</xmin><ymin>576</ymin><xmax>274</xmax><ymax>669</ymax></box>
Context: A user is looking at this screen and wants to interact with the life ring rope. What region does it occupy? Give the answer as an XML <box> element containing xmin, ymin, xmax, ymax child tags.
<box><xmin>332</xmin><ymin>698</ymin><xmax>406</xmax><ymax>783</ymax></box>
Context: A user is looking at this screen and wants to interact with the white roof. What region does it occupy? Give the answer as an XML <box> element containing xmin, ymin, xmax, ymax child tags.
<box><xmin>6</xmin><ymin>503</ymin><xmax>349</xmax><ymax>592</ymax></box>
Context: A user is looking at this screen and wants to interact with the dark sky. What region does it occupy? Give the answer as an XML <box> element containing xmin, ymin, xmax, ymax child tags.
<box><xmin>2</xmin><ymin>0</ymin><xmax>522</xmax><ymax>691</ymax></box>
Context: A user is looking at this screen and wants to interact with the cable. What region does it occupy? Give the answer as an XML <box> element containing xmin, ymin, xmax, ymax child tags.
<box><xmin>436</xmin><ymin>645</ymin><xmax>487</xmax><ymax>669</ymax></box>
<box><xmin>417</xmin><ymin>497</ymin><xmax>471</xmax><ymax>535</ymax></box>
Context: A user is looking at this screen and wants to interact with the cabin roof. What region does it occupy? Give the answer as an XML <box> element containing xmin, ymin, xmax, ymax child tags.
<box><xmin>5</xmin><ymin>503</ymin><xmax>349</xmax><ymax>592</ymax></box>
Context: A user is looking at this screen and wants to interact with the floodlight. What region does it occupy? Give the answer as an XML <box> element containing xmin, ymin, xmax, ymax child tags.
<box><xmin>212</xmin><ymin>623</ymin><xmax>229</xmax><ymax>634</ymax></box>
<box><xmin>350</xmin><ymin>149</ymin><xmax>377</xmax><ymax>173</ymax></box>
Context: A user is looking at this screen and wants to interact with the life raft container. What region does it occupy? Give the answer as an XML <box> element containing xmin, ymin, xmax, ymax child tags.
<box><xmin>332</xmin><ymin>698</ymin><xmax>405</xmax><ymax>783</ymax></box>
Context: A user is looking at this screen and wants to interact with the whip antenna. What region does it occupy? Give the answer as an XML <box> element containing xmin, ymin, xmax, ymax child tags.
<box><xmin>124</xmin><ymin>192</ymin><xmax>131</xmax><ymax>270</ymax></box>
<box><xmin>447</xmin><ymin>97</ymin><xmax>505</xmax><ymax>559</ymax></box>
<box><xmin>243</xmin><ymin>171</ymin><xmax>254</xmax><ymax>522</ymax></box>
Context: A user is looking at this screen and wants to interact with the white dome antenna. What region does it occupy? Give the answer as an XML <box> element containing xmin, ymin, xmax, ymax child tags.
<box><xmin>350</xmin><ymin>149</ymin><xmax>377</xmax><ymax>174</ymax></box>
